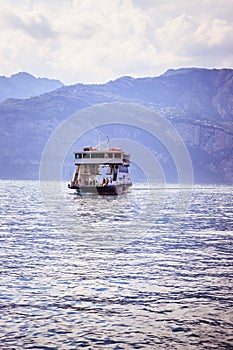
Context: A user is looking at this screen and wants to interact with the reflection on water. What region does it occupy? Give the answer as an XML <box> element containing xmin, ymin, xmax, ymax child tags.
<box><xmin>0</xmin><ymin>181</ymin><xmax>233</xmax><ymax>349</ymax></box>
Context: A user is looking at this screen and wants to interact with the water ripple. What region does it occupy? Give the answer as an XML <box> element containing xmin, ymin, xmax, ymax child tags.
<box><xmin>0</xmin><ymin>181</ymin><xmax>232</xmax><ymax>349</ymax></box>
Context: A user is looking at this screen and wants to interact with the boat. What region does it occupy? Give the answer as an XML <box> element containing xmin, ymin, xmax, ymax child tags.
<box><xmin>68</xmin><ymin>141</ymin><xmax>132</xmax><ymax>195</ymax></box>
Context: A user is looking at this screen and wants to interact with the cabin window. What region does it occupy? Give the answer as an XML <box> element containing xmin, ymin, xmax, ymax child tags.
<box><xmin>91</xmin><ymin>153</ymin><xmax>98</xmax><ymax>158</ymax></box>
<box><xmin>75</xmin><ymin>153</ymin><xmax>82</xmax><ymax>159</ymax></box>
<box><xmin>91</xmin><ymin>153</ymin><xmax>105</xmax><ymax>158</ymax></box>
<box><xmin>83</xmin><ymin>153</ymin><xmax>90</xmax><ymax>158</ymax></box>
<box><xmin>114</xmin><ymin>153</ymin><xmax>121</xmax><ymax>158</ymax></box>
<box><xmin>105</xmin><ymin>153</ymin><xmax>113</xmax><ymax>158</ymax></box>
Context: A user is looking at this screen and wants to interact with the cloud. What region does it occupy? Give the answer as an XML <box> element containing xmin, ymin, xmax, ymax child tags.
<box><xmin>0</xmin><ymin>0</ymin><xmax>232</xmax><ymax>84</ymax></box>
<box><xmin>194</xmin><ymin>18</ymin><xmax>233</xmax><ymax>48</ymax></box>
<box><xmin>152</xmin><ymin>7</ymin><xmax>233</xmax><ymax>66</ymax></box>
<box><xmin>1</xmin><ymin>9</ymin><xmax>56</xmax><ymax>40</ymax></box>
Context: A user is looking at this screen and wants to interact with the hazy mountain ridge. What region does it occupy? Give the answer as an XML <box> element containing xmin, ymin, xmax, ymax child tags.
<box><xmin>0</xmin><ymin>72</ymin><xmax>64</xmax><ymax>102</ymax></box>
<box><xmin>0</xmin><ymin>68</ymin><xmax>233</xmax><ymax>182</ymax></box>
<box><xmin>106</xmin><ymin>68</ymin><xmax>233</xmax><ymax>121</ymax></box>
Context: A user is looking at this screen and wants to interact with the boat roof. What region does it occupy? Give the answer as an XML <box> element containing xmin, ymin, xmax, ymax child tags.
<box><xmin>74</xmin><ymin>146</ymin><xmax>122</xmax><ymax>153</ymax></box>
<box><xmin>73</xmin><ymin>147</ymin><xmax>130</xmax><ymax>165</ymax></box>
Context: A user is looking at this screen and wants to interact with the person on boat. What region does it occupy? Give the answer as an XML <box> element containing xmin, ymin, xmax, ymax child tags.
<box><xmin>102</xmin><ymin>178</ymin><xmax>106</xmax><ymax>186</ymax></box>
<box><xmin>106</xmin><ymin>177</ymin><xmax>109</xmax><ymax>185</ymax></box>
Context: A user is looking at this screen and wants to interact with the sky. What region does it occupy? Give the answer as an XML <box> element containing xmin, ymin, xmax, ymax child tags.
<box><xmin>0</xmin><ymin>0</ymin><xmax>233</xmax><ymax>85</ymax></box>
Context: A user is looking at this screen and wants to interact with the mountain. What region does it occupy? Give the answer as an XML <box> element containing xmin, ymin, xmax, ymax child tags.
<box><xmin>0</xmin><ymin>72</ymin><xmax>64</xmax><ymax>102</ymax></box>
<box><xmin>0</xmin><ymin>68</ymin><xmax>233</xmax><ymax>183</ymax></box>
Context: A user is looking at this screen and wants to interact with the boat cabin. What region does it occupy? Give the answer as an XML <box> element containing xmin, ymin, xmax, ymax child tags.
<box><xmin>69</xmin><ymin>146</ymin><xmax>132</xmax><ymax>194</ymax></box>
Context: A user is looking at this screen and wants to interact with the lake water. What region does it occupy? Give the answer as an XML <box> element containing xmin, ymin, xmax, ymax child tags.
<box><xmin>0</xmin><ymin>180</ymin><xmax>233</xmax><ymax>349</ymax></box>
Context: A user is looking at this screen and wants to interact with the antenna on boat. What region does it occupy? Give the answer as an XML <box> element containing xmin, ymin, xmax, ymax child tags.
<box><xmin>98</xmin><ymin>131</ymin><xmax>102</xmax><ymax>150</ymax></box>
<box><xmin>106</xmin><ymin>136</ymin><xmax>109</xmax><ymax>149</ymax></box>
<box><xmin>97</xmin><ymin>131</ymin><xmax>109</xmax><ymax>150</ymax></box>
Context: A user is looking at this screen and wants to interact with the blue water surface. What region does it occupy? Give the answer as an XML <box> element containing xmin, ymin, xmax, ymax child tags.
<box><xmin>0</xmin><ymin>181</ymin><xmax>232</xmax><ymax>349</ymax></box>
